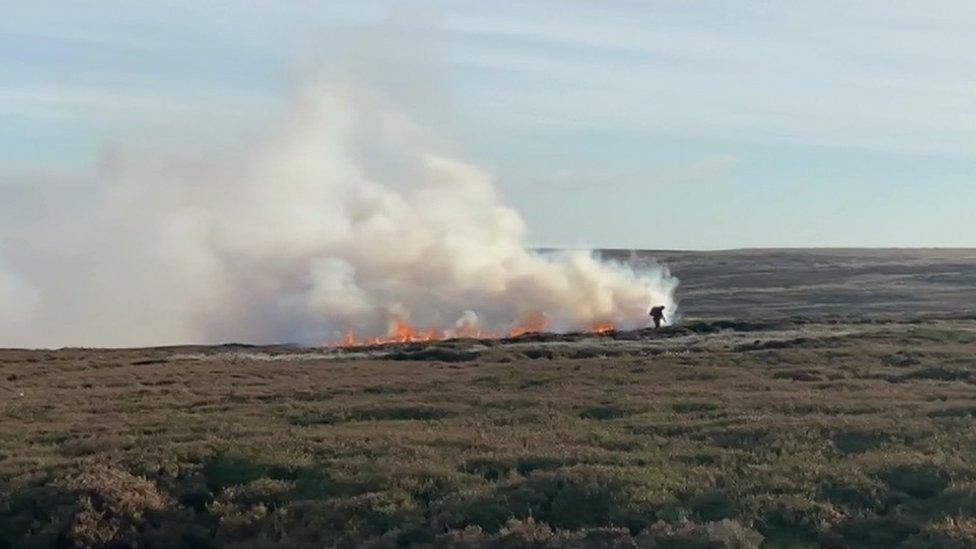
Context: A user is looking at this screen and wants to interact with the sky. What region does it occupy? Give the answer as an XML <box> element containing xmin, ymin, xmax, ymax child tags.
<box><xmin>2</xmin><ymin>0</ymin><xmax>975</xmax><ymax>250</ymax></box>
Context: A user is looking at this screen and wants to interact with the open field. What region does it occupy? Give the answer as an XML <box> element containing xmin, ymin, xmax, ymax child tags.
<box><xmin>3</xmin><ymin>250</ymin><xmax>976</xmax><ymax>548</ymax></box>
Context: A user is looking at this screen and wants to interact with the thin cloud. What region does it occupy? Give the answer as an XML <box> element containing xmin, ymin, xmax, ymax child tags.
<box><xmin>534</xmin><ymin>155</ymin><xmax>740</xmax><ymax>191</ymax></box>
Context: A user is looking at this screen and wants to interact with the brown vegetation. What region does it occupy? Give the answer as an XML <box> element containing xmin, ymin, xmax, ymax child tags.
<box><xmin>3</xmin><ymin>315</ymin><xmax>976</xmax><ymax>547</ymax></box>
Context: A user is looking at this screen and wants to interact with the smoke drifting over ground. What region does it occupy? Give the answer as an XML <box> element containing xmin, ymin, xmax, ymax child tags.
<box><xmin>0</xmin><ymin>74</ymin><xmax>677</xmax><ymax>348</ymax></box>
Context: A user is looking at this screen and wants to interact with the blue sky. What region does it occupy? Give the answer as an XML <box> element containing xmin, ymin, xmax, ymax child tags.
<box><xmin>3</xmin><ymin>0</ymin><xmax>975</xmax><ymax>249</ymax></box>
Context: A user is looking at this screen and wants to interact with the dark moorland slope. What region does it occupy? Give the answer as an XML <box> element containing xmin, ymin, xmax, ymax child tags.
<box><xmin>605</xmin><ymin>248</ymin><xmax>976</xmax><ymax>318</ymax></box>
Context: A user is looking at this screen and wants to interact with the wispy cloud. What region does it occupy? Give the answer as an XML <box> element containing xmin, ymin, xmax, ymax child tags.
<box><xmin>533</xmin><ymin>155</ymin><xmax>740</xmax><ymax>191</ymax></box>
<box><xmin>1</xmin><ymin>0</ymin><xmax>974</xmax><ymax>258</ymax></box>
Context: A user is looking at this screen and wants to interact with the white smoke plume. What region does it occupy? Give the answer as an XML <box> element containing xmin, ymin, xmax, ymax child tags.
<box><xmin>0</xmin><ymin>75</ymin><xmax>677</xmax><ymax>348</ymax></box>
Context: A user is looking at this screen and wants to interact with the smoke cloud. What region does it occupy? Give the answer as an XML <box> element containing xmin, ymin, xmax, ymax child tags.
<box><xmin>0</xmin><ymin>73</ymin><xmax>677</xmax><ymax>348</ymax></box>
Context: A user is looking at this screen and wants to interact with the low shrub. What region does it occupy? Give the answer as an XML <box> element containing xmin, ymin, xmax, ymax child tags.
<box><xmin>817</xmin><ymin>471</ymin><xmax>892</xmax><ymax>511</ymax></box>
<box><xmin>435</xmin><ymin>467</ymin><xmax>678</xmax><ymax>535</ymax></box>
<box><xmin>756</xmin><ymin>495</ymin><xmax>837</xmax><ymax>544</ymax></box>
<box><xmin>579</xmin><ymin>405</ymin><xmax>634</xmax><ymax>420</ymax></box>
<box><xmin>642</xmin><ymin>519</ymin><xmax>764</xmax><ymax>549</ymax></box>
<box><xmin>908</xmin><ymin>517</ymin><xmax>976</xmax><ymax>548</ymax></box>
<box><xmin>830</xmin><ymin>512</ymin><xmax>921</xmax><ymax>546</ymax></box>
<box><xmin>63</xmin><ymin>465</ymin><xmax>173</xmax><ymax>547</ymax></box>
<box><xmin>879</xmin><ymin>464</ymin><xmax>950</xmax><ymax>499</ymax></box>
<box><xmin>901</xmin><ymin>367</ymin><xmax>972</xmax><ymax>382</ymax></box>
<box><xmin>672</xmin><ymin>401</ymin><xmax>721</xmax><ymax>414</ymax></box>
<box><xmin>386</xmin><ymin>348</ymin><xmax>480</xmax><ymax>362</ymax></box>
<box><xmin>461</xmin><ymin>456</ymin><xmax>567</xmax><ymax>481</ymax></box>
<box><xmin>832</xmin><ymin>429</ymin><xmax>892</xmax><ymax>454</ymax></box>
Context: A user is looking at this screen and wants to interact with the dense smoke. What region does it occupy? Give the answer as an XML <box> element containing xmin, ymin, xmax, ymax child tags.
<box><xmin>0</xmin><ymin>75</ymin><xmax>677</xmax><ymax>348</ymax></box>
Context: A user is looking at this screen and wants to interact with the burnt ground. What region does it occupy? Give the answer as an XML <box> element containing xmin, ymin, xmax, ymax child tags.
<box><xmin>3</xmin><ymin>249</ymin><xmax>976</xmax><ymax>548</ymax></box>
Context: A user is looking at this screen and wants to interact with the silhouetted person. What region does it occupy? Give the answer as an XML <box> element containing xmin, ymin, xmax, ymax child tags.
<box><xmin>649</xmin><ymin>306</ymin><xmax>666</xmax><ymax>329</ymax></box>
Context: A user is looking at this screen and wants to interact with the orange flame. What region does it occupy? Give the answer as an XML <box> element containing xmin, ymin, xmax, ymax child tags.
<box><xmin>588</xmin><ymin>321</ymin><xmax>615</xmax><ymax>334</ymax></box>
<box><xmin>383</xmin><ymin>319</ymin><xmax>442</xmax><ymax>344</ymax></box>
<box><xmin>329</xmin><ymin>311</ymin><xmax>613</xmax><ymax>348</ymax></box>
<box><xmin>455</xmin><ymin>323</ymin><xmax>501</xmax><ymax>340</ymax></box>
<box><xmin>338</xmin><ymin>330</ymin><xmax>358</xmax><ymax>347</ymax></box>
<box><xmin>330</xmin><ymin>318</ymin><xmax>446</xmax><ymax>348</ymax></box>
<box><xmin>509</xmin><ymin>312</ymin><xmax>549</xmax><ymax>338</ymax></box>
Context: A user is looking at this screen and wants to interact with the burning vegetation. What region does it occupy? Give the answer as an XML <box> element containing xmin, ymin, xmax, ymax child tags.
<box><xmin>329</xmin><ymin>312</ymin><xmax>618</xmax><ymax>348</ymax></box>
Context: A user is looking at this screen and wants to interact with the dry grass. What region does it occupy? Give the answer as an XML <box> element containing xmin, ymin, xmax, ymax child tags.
<box><xmin>2</xmin><ymin>315</ymin><xmax>976</xmax><ymax>547</ymax></box>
